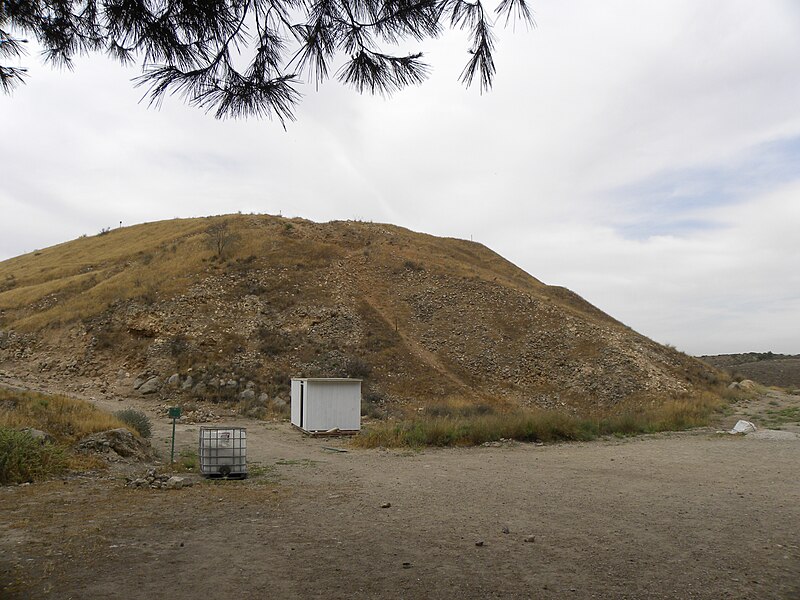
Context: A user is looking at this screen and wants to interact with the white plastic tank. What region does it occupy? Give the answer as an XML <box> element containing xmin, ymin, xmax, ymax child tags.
<box><xmin>199</xmin><ymin>427</ymin><xmax>247</xmax><ymax>478</ymax></box>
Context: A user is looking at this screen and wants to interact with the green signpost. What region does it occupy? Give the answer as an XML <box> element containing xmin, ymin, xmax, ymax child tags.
<box><xmin>168</xmin><ymin>406</ymin><xmax>181</xmax><ymax>463</ymax></box>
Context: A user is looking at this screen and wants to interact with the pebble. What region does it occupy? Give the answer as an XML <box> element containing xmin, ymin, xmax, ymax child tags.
<box><xmin>524</xmin><ymin>535</ymin><xmax>536</xmax><ymax>543</ymax></box>
<box><xmin>381</xmin><ymin>502</ymin><xmax>391</xmax><ymax>508</ymax></box>
<box><xmin>475</xmin><ymin>540</ymin><xmax>485</xmax><ymax>547</ymax></box>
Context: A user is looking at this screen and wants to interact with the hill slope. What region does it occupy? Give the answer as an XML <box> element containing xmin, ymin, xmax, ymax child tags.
<box><xmin>0</xmin><ymin>215</ymin><xmax>720</xmax><ymax>413</ymax></box>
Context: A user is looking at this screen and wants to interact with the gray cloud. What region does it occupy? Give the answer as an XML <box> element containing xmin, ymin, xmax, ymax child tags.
<box><xmin>1</xmin><ymin>0</ymin><xmax>798</xmax><ymax>354</ymax></box>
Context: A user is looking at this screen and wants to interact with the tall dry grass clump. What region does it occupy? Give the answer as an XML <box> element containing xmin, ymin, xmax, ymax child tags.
<box><xmin>352</xmin><ymin>392</ymin><xmax>725</xmax><ymax>449</ymax></box>
<box><xmin>0</xmin><ymin>427</ymin><xmax>68</xmax><ymax>485</ymax></box>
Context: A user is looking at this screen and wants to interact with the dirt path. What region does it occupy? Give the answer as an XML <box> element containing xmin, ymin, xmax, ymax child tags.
<box><xmin>2</xmin><ymin>379</ymin><xmax>799</xmax><ymax>599</ymax></box>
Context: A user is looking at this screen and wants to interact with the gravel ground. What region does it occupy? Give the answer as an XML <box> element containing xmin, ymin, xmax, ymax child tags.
<box><xmin>2</xmin><ymin>386</ymin><xmax>799</xmax><ymax>599</ymax></box>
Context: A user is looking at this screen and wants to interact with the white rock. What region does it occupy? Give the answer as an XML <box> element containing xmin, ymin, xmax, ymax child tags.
<box><xmin>730</xmin><ymin>420</ymin><xmax>757</xmax><ymax>434</ymax></box>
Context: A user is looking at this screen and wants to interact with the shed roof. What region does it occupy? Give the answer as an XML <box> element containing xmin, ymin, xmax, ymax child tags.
<box><xmin>291</xmin><ymin>377</ymin><xmax>362</xmax><ymax>382</ymax></box>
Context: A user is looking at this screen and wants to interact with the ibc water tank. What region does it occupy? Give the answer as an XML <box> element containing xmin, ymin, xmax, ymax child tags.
<box><xmin>199</xmin><ymin>427</ymin><xmax>247</xmax><ymax>478</ymax></box>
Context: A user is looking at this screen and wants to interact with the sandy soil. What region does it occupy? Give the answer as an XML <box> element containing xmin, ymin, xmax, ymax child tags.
<box><xmin>1</xmin><ymin>384</ymin><xmax>799</xmax><ymax>599</ymax></box>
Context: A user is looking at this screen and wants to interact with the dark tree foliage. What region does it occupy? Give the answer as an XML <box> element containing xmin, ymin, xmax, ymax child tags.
<box><xmin>0</xmin><ymin>0</ymin><xmax>532</xmax><ymax>122</ymax></box>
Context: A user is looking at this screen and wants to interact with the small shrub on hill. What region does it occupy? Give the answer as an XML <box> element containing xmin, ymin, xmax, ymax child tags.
<box><xmin>256</xmin><ymin>326</ymin><xmax>288</xmax><ymax>356</ymax></box>
<box><xmin>114</xmin><ymin>409</ymin><xmax>152</xmax><ymax>438</ymax></box>
<box><xmin>345</xmin><ymin>357</ymin><xmax>372</xmax><ymax>378</ymax></box>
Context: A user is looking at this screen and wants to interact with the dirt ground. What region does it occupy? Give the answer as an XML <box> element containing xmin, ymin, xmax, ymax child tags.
<box><xmin>1</xmin><ymin>383</ymin><xmax>799</xmax><ymax>599</ymax></box>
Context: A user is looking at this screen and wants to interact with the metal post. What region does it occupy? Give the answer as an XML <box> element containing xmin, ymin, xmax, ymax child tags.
<box><xmin>171</xmin><ymin>417</ymin><xmax>176</xmax><ymax>463</ymax></box>
<box><xmin>168</xmin><ymin>406</ymin><xmax>181</xmax><ymax>463</ymax></box>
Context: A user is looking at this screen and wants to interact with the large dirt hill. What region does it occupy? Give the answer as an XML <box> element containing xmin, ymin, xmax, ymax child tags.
<box><xmin>700</xmin><ymin>353</ymin><xmax>800</xmax><ymax>388</ymax></box>
<box><xmin>0</xmin><ymin>215</ymin><xmax>719</xmax><ymax>413</ymax></box>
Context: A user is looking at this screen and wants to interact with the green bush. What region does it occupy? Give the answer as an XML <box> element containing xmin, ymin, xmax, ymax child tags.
<box><xmin>0</xmin><ymin>427</ymin><xmax>68</xmax><ymax>485</ymax></box>
<box><xmin>114</xmin><ymin>409</ymin><xmax>152</xmax><ymax>438</ymax></box>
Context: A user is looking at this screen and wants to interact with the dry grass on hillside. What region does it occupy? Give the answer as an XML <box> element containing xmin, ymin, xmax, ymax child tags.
<box><xmin>0</xmin><ymin>388</ymin><xmax>129</xmax><ymax>443</ymax></box>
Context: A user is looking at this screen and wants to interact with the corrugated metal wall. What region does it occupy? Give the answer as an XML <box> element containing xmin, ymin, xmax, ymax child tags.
<box><xmin>291</xmin><ymin>378</ymin><xmax>361</xmax><ymax>432</ymax></box>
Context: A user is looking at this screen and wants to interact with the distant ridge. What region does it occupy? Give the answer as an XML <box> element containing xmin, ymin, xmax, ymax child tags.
<box><xmin>700</xmin><ymin>353</ymin><xmax>800</xmax><ymax>388</ymax></box>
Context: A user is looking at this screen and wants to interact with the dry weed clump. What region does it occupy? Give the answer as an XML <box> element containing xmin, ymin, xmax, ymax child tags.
<box><xmin>0</xmin><ymin>427</ymin><xmax>68</xmax><ymax>485</ymax></box>
<box><xmin>114</xmin><ymin>409</ymin><xmax>152</xmax><ymax>438</ymax></box>
<box><xmin>353</xmin><ymin>392</ymin><xmax>726</xmax><ymax>449</ymax></box>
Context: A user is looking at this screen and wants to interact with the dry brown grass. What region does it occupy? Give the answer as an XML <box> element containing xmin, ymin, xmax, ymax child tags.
<box><xmin>353</xmin><ymin>391</ymin><xmax>725</xmax><ymax>448</ymax></box>
<box><xmin>0</xmin><ymin>388</ymin><xmax>130</xmax><ymax>443</ymax></box>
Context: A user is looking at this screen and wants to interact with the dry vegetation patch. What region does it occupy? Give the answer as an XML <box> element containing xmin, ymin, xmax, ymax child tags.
<box><xmin>0</xmin><ymin>388</ymin><xmax>141</xmax><ymax>485</ymax></box>
<box><xmin>353</xmin><ymin>392</ymin><xmax>726</xmax><ymax>448</ymax></box>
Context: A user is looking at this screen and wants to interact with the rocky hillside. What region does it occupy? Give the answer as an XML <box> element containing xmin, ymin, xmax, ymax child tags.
<box><xmin>700</xmin><ymin>353</ymin><xmax>800</xmax><ymax>388</ymax></box>
<box><xmin>0</xmin><ymin>215</ymin><xmax>721</xmax><ymax>414</ymax></box>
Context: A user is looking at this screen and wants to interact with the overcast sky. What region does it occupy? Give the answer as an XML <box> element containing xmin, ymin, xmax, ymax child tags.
<box><xmin>1</xmin><ymin>0</ymin><xmax>799</xmax><ymax>355</ymax></box>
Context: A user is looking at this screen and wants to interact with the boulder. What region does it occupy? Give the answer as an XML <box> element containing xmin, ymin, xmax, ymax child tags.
<box><xmin>20</xmin><ymin>427</ymin><xmax>55</xmax><ymax>445</ymax></box>
<box><xmin>239</xmin><ymin>389</ymin><xmax>256</xmax><ymax>402</ymax></box>
<box><xmin>167</xmin><ymin>373</ymin><xmax>180</xmax><ymax>387</ymax></box>
<box><xmin>165</xmin><ymin>476</ymin><xmax>187</xmax><ymax>490</ymax></box>
<box><xmin>730</xmin><ymin>420</ymin><xmax>757</xmax><ymax>434</ymax></box>
<box><xmin>77</xmin><ymin>428</ymin><xmax>152</xmax><ymax>460</ymax></box>
<box><xmin>181</xmin><ymin>375</ymin><xmax>194</xmax><ymax>390</ymax></box>
<box><xmin>138</xmin><ymin>376</ymin><xmax>162</xmax><ymax>395</ymax></box>
<box><xmin>272</xmin><ymin>397</ymin><xmax>287</xmax><ymax>408</ymax></box>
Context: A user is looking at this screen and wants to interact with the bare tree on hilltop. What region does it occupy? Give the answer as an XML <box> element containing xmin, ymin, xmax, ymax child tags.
<box><xmin>205</xmin><ymin>220</ymin><xmax>239</xmax><ymax>258</ymax></box>
<box><xmin>1</xmin><ymin>0</ymin><xmax>533</xmax><ymax>123</ymax></box>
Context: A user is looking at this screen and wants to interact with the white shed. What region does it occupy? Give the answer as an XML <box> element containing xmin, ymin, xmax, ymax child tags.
<box><xmin>291</xmin><ymin>378</ymin><xmax>362</xmax><ymax>434</ymax></box>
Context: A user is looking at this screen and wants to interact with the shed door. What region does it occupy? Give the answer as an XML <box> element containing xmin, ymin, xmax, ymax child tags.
<box><xmin>299</xmin><ymin>380</ymin><xmax>306</xmax><ymax>429</ymax></box>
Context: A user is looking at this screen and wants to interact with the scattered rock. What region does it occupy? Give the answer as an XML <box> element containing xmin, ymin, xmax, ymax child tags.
<box><xmin>167</xmin><ymin>373</ymin><xmax>180</xmax><ymax>387</ymax></box>
<box><xmin>402</xmin><ymin>562</ymin><xmax>412</xmax><ymax>569</ymax></box>
<box><xmin>524</xmin><ymin>535</ymin><xmax>536</xmax><ymax>543</ymax></box>
<box><xmin>475</xmin><ymin>540</ymin><xmax>485</xmax><ymax>547</ymax></box>
<box><xmin>126</xmin><ymin>470</ymin><xmax>194</xmax><ymax>490</ymax></box>
<box><xmin>239</xmin><ymin>389</ymin><xmax>256</xmax><ymax>402</ymax></box>
<box><xmin>181</xmin><ymin>375</ymin><xmax>194</xmax><ymax>390</ymax></box>
<box><xmin>381</xmin><ymin>502</ymin><xmax>391</xmax><ymax>508</ymax></box>
<box><xmin>501</xmin><ymin>526</ymin><xmax>510</xmax><ymax>534</ymax></box>
<box><xmin>272</xmin><ymin>397</ymin><xmax>287</xmax><ymax>409</ymax></box>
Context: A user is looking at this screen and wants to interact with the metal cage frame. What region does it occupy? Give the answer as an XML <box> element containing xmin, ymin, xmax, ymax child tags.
<box><xmin>198</xmin><ymin>426</ymin><xmax>248</xmax><ymax>479</ymax></box>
